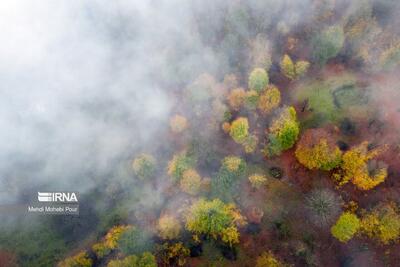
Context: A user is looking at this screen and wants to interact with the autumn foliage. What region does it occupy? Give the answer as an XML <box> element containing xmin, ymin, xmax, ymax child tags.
<box><xmin>295</xmin><ymin>129</ymin><xmax>342</xmax><ymax>171</ymax></box>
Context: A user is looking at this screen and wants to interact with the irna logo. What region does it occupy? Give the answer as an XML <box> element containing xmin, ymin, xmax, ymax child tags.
<box><xmin>38</xmin><ymin>192</ymin><xmax>78</xmax><ymax>202</ymax></box>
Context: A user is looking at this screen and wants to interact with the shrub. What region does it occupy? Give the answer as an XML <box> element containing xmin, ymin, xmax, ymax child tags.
<box><xmin>295</xmin><ymin>129</ymin><xmax>342</xmax><ymax>171</ymax></box>
<box><xmin>333</xmin><ymin>142</ymin><xmax>387</xmax><ymax>190</ymax></box>
<box><xmin>248</xmin><ymin>174</ymin><xmax>268</xmax><ymax>189</ymax></box>
<box><xmin>229</xmin><ymin>117</ymin><xmax>249</xmax><ymax>144</ymax></box>
<box><xmin>170</xmin><ymin>115</ymin><xmax>188</xmax><ymax>133</ymax></box>
<box><xmin>107</xmin><ymin>252</ymin><xmax>156</xmax><ymax>267</ymax></box>
<box><xmin>256</xmin><ymin>251</ymin><xmax>287</xmax><ymax>267</ymax></box>
<box><xmin>305</xmin><ymin>189</ymin><xmax>342</xmax><ymax>228</ymax></box>
<box><xmin>180</xmin><ymin>169</ymin><xmax>202</xmax><ymax>196</ymax></box>
<box><xmin>257</xmin><ymin>85</ymin><xmax>281</xmax><ymax>114</ymax></box>
<box><xmin>185</xmin><ymin>199</ymin><xmax>243</xmax><ymax>244</ymax></box>
<box><xmin>331</xmin><ymin>212</ymin><xmax>360</xmax><ymax>242</ymax></box>
<box><xmin>312</xmin><ymin>26</ymin><xmax>345</xmax><ymax>65</ymax></box>
<box><xmin>360</xmin><ymin>202</ymin><xmax>400</xmax><ymax>244</ymax></box>
<box><xmin>157</xmin><ymin>214</ymin><xmax>181</xmax><ymax>240</ymax></box>
<box><xmin>280</xmin><ymin>54</ymin><xmax>310</xmax><ymax>80</ymax></box>
<box><xmin>228</xmin><ymin>88</ymin><xmax>246</xmax><ymax>110</ymax></box>
<box><xmin>58</xmin><ymin>252</ymin><xmax>92</xmax><ymax>267</ymax></box>
<box><xmin>264</xmin><ymin>106</ymin><xmax>300</xmax><ymax>157</ymax></box>
<box><xmin>132</xmin><ymin>154</ymin><xmax>156</xmax><ymax>180</ymax></box>
<box><xmin>249</xmin><ymin>68</ymin><xmax>269</xmax><ymax>93</ymax></box>
<box><xmin>167</xmin><ymin>152</ymin><xmax>196</xmax><ymax>182</ymax></box>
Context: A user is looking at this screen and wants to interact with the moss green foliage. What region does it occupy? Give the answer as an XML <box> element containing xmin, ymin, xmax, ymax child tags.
<box><xmin>248</xmin><ymin>68</ymin><xmax>269</xmax><ymax>93</ymax></box>
<box><xmin>107</xmin><ymin>252</ymin><xmax>157</xmax><ymax>267</ymax></box>
<box><xmin>167</xmin><ymin>152</ymin><xmax>196</xmax><ymax>182</ymax></box>
<box><xmin>212</xmin><ymin>156</ymin><xmax>247</xmax><ymax>201</ymax></box>
<box><xmin>244</xmin><ymin>90</ymin><xmax>259</xmax><ymax>110</ymax></box>
<box><xmin>58</xmin><ymin>252</ymin><xmax>92</xmax><ymax>267</ymax></box>
<box><xmin>180</xmin><ymin>168</ymin><xmax>202</xmax><ymax>195</ymax></box>
<box><xmin>264</xmin><ymin>106</ymin><xmax>299</xmax><ymax>157</ymax></box>
<box><xmin>117</xmin><ymin>228</ymin><xmax>154</xmax><ymax>255</ymax></box>
<box><xmin>293</xmin><ymin>74</ymin><xmax>368</xmax><ymax>127</ymax></box>
<box><xmin>312</xmin><ymin>26</ymin><xmax>345</xmax><ymax>65</ymax></box>
<box><xmin>280</xmin><ymin>54</ymin><xmax>310</xmax><ymax>80</ymax></box>
<box><xmin>229</xmin><ymin>117</ymin><xmax>249</xmax><ymax>144</ymax></box>
<box><xmin>331</xmin><ymin>212</ymin><xmax>360</xmax><ymax>242</ymax></box>
<box><xmin>185</xmin><ymin>199</ymin><xmax>242</xmax><ymax>245</ymax></box>
<box><xmin>132</xmin><ymin>154</ymin><xmax>156</xmax><ymax>180</ymax></box>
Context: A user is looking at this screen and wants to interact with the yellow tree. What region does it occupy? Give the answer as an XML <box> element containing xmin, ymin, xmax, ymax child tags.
<box><xmin>295</xmin><ymin>129</ymin><xmax>342</xmax><ymax>171</ymax></box>
<box><xmin>280</xmin><ymin>54</ymin><xmax>310</xmax><ymax>80</ymax></box>
<box><xmin>257</xmin><ymin>85</ymin><xmax>281</xmax><ymax>114</ymax></box>
<box><xmin>331</xmin><ymin>212</ymin><xmax>360</xmax><ymax>242</ymax></box>
<box><xmin>333</xmin><ymin>142</ymin><xmax>387</xmax><ymax>190</ymax></box>
<box><xmin>360</xmin><ymin>202</ymin><xmax>400</xmax><ymax>244</ymax></box>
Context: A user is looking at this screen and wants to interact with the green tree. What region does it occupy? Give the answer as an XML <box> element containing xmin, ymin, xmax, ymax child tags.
<box><xmin>167</xmin><ymin>152</ymin><xmax>196</xmax><ymax>182</ymax></box>
<box><xmin>249</xmin><ymin>68</ymin><xmax>269</xmax><ymax>93</ymax></box>
<box><xmin>229</xmin><ymin>117</ymin><xmax>249</xmax><ymax>144</ymax></box>
<box><xmin>132</xmin><ymin>154</ymin><xmax>156</xmax><ymax>180</ymax></box>
<box><xmin>331</xmin><ymin>212</ymin><xmax>360</xmax><ymax>242</ymax></box>
<box><xmin>117</xmin><ymin>228</ymin><xmax>154</xmax><ymax>255</ymax></box>
<box><xmin>312</xmin><ymin>26</ymin><xmax>345</xmax><ymax>65</ymax></box>
<box><xmin>107</xmin><ymin>252</ymin><xmax>156</xmax><ymax>267</ymax></box>
<box><xmin>58</xmin><ymin>252</ymin><xmax>92</xmax><ymax>267</ymax></box>
<box><xmin>264</xmin><ymin>106</ymin><xmax>300</xmax><ymax>157</ymax></box>
<box><xmin>185</xmin><ymin>199</ymin><xmax>244</xmax><ymax>244</ymax></box>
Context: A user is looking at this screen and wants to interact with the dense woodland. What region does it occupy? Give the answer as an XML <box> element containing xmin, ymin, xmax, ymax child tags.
<box><xmin>2</xmin><ymin>0</ymin><xmax>400</xmax><ymax>266</ymax></box>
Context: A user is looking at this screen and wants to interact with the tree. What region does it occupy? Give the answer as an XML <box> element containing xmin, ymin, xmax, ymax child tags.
<box><xmin>256</xmin><ymin>251</ymin><xmax>288</xmax><ymax>267</ymax></box>
<box><xmin>249</xmin><ymin>68</ymin><xmax>269</xmax><ymax>93</ymax></box>
<box><xmin>92</xmin><ymin>225</ymin><xmax>133</xmax><ymax>259</ymax></box>
<box><xmin>167</xmin><ymin>152</ymin><xmax>196</xmax><ymax>182</ymax></box>
<box><xmin>185</xmin><ymin>199</ymin><xmax>244</xmax><ymax>244</ymax></box>
<box><xmin>229</xmin><ymin>117</ymin><xmax>249</xmax><ymax>144</ymax></box>
<box><xmin>360</xmin><ymin>202</ymin><xmax>400</xmax><ymax>244</ymax></box>
<box><xmin>58</xmin><ymin>252</ymin><xmax>92</xmax><ymax>267</ymax></box>
<box><xmin>333</xmin><ymin>142</ymin><xmax>387</xmax><ymax>190</ymax></box>
<box><xmin>157</xmin><ymin>242</ymin><xmax>190</xmax><ymax>266</ymax></box>
<box><xmin>264</xmin><ymin>106</ymin><xmax>300</xmax><ymax>157</ymax></box>
<box><xmin>280</xmin><ymin>54</ymin><xmax>310</xmax><ymax>80</ymax></box>
<box><xmin>248</xmin><ymin>174</ymin><xmax>268</xmax><ymax>189</ymax></box>
<box><xmin>305</xmin><ymin>189</ymin><xmax>342</xmax><ymax>228</ymax></box>
<box><xmin>257</xmin><ymin>85</ymin><xmax>281</xmax><ymax>114</ymax></box>
<box><xmin>170</xmin><ymin>115</ymin><xmax>188</xmax><ymax>133</ymax></box>
<box><xmin>228</xmin><ymin>88</ymin><xmax>246</xmax><ymax>110</ymax></box>
<box><xmin>331</xmin><ymin>212</ymin><xmax>360</xmax><ymax>242</ymax></box>
<box><xmin>180</xmin><ymin>169</ymin><xmax>202</xmax><ymax>196</ymax></box>
<box><xmin>132</xmin><ymin>154</ymin><xmax>156</xmax><ymax>180</ymax></box>
<box><xmin>117</xmin><ymin>228</ymin><xmax>154</xmax><ymax>255</ymax></box>
<box><xmin>312</xmin><ymin>26</ymin><xmax>345</xmax><ymax>65</ymax></box>
<box><xmin>244</xmin><ymin>90</ymin><xmax>259</xmax><ymax>110</ymax></box>
<box><xmin>243</xmin><ymin>134</ymin><xmax>258</xmax><ymax>153</ymax></box>
<box><xmin>157</xmin><ymin>214</ymin><xmax>181</xmax><ymax>240</ymax></box>
<box><xmin>107</xmin><ymin>252</ymin><xmax>156</xmax><ymax>267</ymax></box>
<box><xmin>295</xmin><ymin>129</ymin><xmax>342</xmax><ymax>171</ymax></box>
